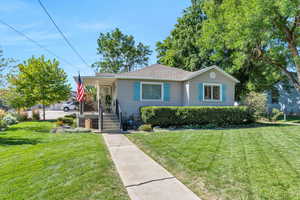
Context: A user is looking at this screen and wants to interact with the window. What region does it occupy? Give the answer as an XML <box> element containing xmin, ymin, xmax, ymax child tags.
<box><xmin>204</xmin><ymin>83</ymin><xmax>221</xmax><ymax>101</ymax></box>
<box><xmin>141</xmin><ymin>82</ymin><xmax>163</xmax><ymax>101</ymax></box>
<box><xmin>271</xmin><ymin>88</ymin><xmax>279</xmax><ymax>104</ymax></box>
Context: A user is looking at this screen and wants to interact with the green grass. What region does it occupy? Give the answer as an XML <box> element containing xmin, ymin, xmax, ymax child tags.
<box><xmin>0</xmin><ymin>122</ymin><xmax>129</xmax><ymax>200</ymax></box>
<box><xmin>278</xmin><ymin>115</ymin><xmax>300</xmax><ymax>123</ymax></box>
<box><xmin>128</xmin><ymin>125</ymin><xmax>300</xmax><ymax>200</ymax></box>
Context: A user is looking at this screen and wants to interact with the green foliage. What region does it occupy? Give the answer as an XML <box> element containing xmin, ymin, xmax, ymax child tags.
<box><xmin>156</xmin><ymin>1</ymin><xmax>214</xmax><ymax>71</ymax></box>
<box><xmin>0</xmin><ymin>120</ymin><xmax>7</xmax><ymax>129</ymax></box>
<box><xmin>269</xmin><ymin>108</ymin><xmax>284</xmax><ymax>122</ymax></box>
<box><xmin>57</xmin><ymin>117</ymin><xmax>74</xmax><ymax>126</ymax></box>
<box><xmin>7</xmin><ymin>56</ymin><xmax>71</xmax><ymax>119</ymax></box>
<box><xmin>64</xmin><ymin>113</ymin><xmax>76</xmax><ymax>119</ymax></box>
<box><xmin>138</xmin><ymin>124</ymin><xmax>152</xmax><ymax>132</ymax></box>
<box><xmin>0</xmin><ymin>48</ymin><xmax>16</xmax><ymax>88</ymax></box>
<box><xmin>32</xmin><ymin>109</ymin><xmax>40</xmax><ymax>121</ymax></box>
<box><xmin>2</xmin><ymin>113</ymin><xmax>18</xmax><ymax>125</ymax></box>
<box><xmin>141</xmin><ymin>106</ymin><xmax>254</xmax><ymax>127</ymax></box>
<box><xmin>201</xmin><ymin>0</ymin><xmax>300</xmax><ymax>90</ymax></box>
<box><xmin>92</xmin><ymin>28</ymin><xmax>152</xmax><ymax>73</ymax></box>
<box><xmin>14</xmin><ymin>111</ymin><xmax>29</xmax><ymax>122</ymax></box>
<box><xmin>0</xmin><ymin>109</ymin><xmax>6</xmax><ymax>119</ymax></box>
<box><xmin>242</xmin><ymin>92</ymin><xmax>267</xmax><ymax>119</ymax></box>
<box><xmin>156</xmin><ymin>0</ymin><xmax>286</xmax><ymax>98</ymax></box>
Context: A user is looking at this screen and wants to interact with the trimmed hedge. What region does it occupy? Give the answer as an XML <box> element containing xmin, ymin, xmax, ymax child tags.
<box><xmin>140</xmin><ymin>106</ymin><xmax>254</xmax><ymax>127</ymax></box>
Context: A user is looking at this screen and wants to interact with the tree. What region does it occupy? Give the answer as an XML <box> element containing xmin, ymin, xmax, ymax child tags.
<box><xmin>8</xmin><ymin>56</ymin><xmax>71</xmax><ymax>120</ymax></box>
<box><xmin>156</xmin><ymin>0</ymin><xmax>288</xmax><ymax>98</ymax></box>
<box><xmin>156</xmin><ymin>0</ymin><xmax>215</xmax><ymax>71</ymax></box>
<box><xmin>92</xmin><ymin>28</ymin><xmax>152</xmax><ymax>73</ymax></box>
<box><xmin>201</xmin><ymin>0</ymin><xmax>300</xmax><ymax>90</ymax></box>
<box><xmin>0</xmin><ymin>49</ymin><xmax>15</xmax><ymax>88</ymax></box>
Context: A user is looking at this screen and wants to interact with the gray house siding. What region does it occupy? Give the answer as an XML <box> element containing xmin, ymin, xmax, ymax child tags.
<box><xmin>115</xmin><ymin>69</ymin><xmax>236</xmax><ymax>116</ymax></box>
<box><xmin>268</xmin><ymin>83</ymin><xmax>300</xmax><ymax>114</ymax></box>
<box><xmin>187</xmin><ymin>69</ymin><xmax>236</xmax><ymax>106</ymax></box>
<box><xmin>116</xmin><ymin>79</ymin><xmax>183</xmax><ymax>117</ymax></box>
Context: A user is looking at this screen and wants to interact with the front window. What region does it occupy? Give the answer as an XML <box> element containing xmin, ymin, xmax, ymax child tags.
<box><xmin>204</xmin><ymin>84</ymin><xmax>221</xmax><ymax>101</ymax></box>
<box><xmin>141</xmin><ymin>82</ymin><xmax>162</xmax><ymax>100</ymax></box>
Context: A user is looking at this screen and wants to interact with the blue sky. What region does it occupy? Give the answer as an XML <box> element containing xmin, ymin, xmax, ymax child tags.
<box><xmin>0</xmin><ymin>0</ymin><xmax>190</xmax><ymax>89</ymax></box>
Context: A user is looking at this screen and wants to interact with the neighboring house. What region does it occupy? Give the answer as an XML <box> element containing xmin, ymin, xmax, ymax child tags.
<box><xmin>267</xmin><ymin>82</ymin><xmax>300</xmax><ymax>115</ymax></box>
<box><xmin>76</xmin><ymin>64</ymin><xmax>239</xmax><ymax>131</ymax></box>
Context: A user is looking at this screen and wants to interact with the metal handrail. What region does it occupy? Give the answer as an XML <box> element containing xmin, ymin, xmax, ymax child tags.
<box><xmin>98</xmin><ymin>99</ymin><xmax>103</xmax><ymax>131</ymax></box>
<box><xmin>115</xmin><ymin>99</ymin><xmax>123</xmax><ymax>130</ymax></box>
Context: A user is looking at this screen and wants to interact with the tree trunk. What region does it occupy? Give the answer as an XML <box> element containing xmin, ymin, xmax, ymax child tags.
<box><xmin>42</xmin><ymin>104</ymin><xmax>46</xmax><ymax>121</ymax></box>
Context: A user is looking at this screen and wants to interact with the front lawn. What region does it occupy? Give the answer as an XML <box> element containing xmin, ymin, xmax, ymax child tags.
<box><xmin>0</xmin><ymin>122</ymin><xmax>129</xmax><ymax>200</ymax></box>
<box><xmin>128</xmin><ymin>125</ymin><xmax>300</xmax><ymax>200</ymax></box>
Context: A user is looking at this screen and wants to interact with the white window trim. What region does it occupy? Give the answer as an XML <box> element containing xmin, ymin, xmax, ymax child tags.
<box><xmin>140</xmin><ymin>82</ymin><xmax>164</xmax><ymax>101</ymax></box>
<box><xmin>203</xmin><ymin>83</ymin><xmax>222</xmax><ymax>102</ymax></box>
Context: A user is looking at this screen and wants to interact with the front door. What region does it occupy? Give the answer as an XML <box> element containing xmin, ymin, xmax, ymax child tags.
<box><xmin>99</xmin><ymin>85</ymin><xmax>112</xmax><ymax>113</ymax></box>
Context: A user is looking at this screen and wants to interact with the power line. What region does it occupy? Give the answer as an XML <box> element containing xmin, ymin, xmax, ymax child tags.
<box><xmin>0</xmin><ymin>19</ymin><xmax>76</xmax><ymax>67</ymax></box>
<box><xmin>38</xmin><ymin>0</ymin><xmax>90</xmax><ymax>68</ymax></box>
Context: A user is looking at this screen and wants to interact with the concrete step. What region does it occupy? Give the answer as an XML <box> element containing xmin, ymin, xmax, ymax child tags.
<box><xmin>104</xmin><ymin>122</ymin><xmax>120</xmax><ymax>127</ymax></box>
<box><xmin>103</xmin><ymin>117</ymin><xmax>119</xmax><ymax>120</ymax></box>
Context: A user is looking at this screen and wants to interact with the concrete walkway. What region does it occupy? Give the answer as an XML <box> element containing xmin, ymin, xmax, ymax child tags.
<box><xmin>103</xmin><ymin>133</ymin><xmax>201</xmax><ymax>200</ymax></box>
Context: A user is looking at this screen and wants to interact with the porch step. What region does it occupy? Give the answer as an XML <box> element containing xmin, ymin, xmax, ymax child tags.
<box><xmin>102</xmin><ymin>113</ymin><xmax>121</xmax><ymax>132</ymax></box>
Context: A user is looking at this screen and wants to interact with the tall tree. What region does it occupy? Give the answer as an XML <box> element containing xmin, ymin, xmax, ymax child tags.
<box><xmin>0</xmin><ymin>49</ymin><xmax>15</xmax><ymax>88</ymax></box>
<box><xmin>8</xmin><ymin>56</ymin><xmax>71</xmax><ymax>120</ymax></box>
<box><xmin>92</xmin><ymin>28</ymin><xmax>152</xmax><ymax>73</ymax></box>
<box><xmin>156</xmin><ymin>0</ymin><xmax>287</xmax><ymax>97</ymax></box>
<box><xmin>201</xmin><ymin>0</ymin><xmax>300</xmax><ymax>90</ymax></box>
<box><xmin>156</xmin><ymin>0</ymin><xmax>215</xmax><ymax>71</ymax></box>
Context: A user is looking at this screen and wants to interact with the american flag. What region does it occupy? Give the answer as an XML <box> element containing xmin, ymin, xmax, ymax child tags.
<box><xmin>76</xmin><ymin>74</ymin><xmax>85</xmax><ymax>102</ymax></box>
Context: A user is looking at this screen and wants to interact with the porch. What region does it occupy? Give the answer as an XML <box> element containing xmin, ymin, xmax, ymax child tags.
<box><xmin>76</xmin><ymin>76</ymin><xmax>123</xmax><ymax>132</ymax></box>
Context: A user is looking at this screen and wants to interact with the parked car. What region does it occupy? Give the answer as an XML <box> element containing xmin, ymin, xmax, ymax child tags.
<box><xmin>62</xmin><ymin>102</ymin><xmax>77</xmax><ymax>111</ymax></box>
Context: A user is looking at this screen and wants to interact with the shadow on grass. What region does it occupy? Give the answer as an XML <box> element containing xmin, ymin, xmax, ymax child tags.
<box><xmin>0</xmin><ymin>137</ymin><xmax>41</xmax><ymax>146</ymax></box>
<box><xmin>7</xmin><ymin>126</ymin><xmax>51</xmax><ymax>133</ymax></box>
<box><xmin>211</xmin><ymin>123</ymin><xmax>294</xmax><ymax>131</ymax></box>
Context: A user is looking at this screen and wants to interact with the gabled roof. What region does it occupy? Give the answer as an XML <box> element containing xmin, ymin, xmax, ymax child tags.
<box><xmin>184</xmin><ymin>65</ymin><xmax>240</xmax><ymax>83</ymax></box>
<box><xmin>109</xmin><ymin>64</ymin><xmax>239</xmax><ymax>83</ymax></box>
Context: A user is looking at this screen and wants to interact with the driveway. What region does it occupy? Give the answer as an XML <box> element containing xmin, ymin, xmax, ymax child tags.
<box><xmin>28</xmin><ymin>110</ymin><xmax>77</xmax><ymax>120</ymax></box>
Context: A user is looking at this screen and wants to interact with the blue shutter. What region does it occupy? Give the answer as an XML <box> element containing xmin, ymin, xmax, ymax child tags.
<box><xmin>133</xmin><ymin>82</ymin><xmax>140</xmax><ymax>101</ymax></box>
<box><xmin>163</xmin><ymin>83</ymin><xmax>170</xmax><ymax>101</ymax></box>
<box><xmin>198</xmin><ymin>83</ymin><xmax>203</xmax><ymax>101</ymax></box>
<box><xmin>222</xmin><ymin>84</ymin><xmax>227</xmax><ymax>102</ymax></box>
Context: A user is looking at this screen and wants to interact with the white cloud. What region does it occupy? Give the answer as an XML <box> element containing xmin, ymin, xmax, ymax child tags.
<box><xmin>76</xmin><ymin>22</ymin><xmax>112</xmax><ymax>31</ymax></box>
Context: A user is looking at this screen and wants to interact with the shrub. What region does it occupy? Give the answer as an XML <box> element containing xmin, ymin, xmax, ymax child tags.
<box><xmin>0</xmin><ymin>109</ymin><xmax>6</xmax><ymax>119</ymax></box>
<box><xmin>140</xmin><ymin>106</ymin><xmax>254</xmax><ymax>127</ymax></box>
<box><xmin>269</xmin><ymin>108</ymin><xmax>283</xmax><ymax>121</ymax></box>
<box><xmin>242</xmin><ymin>92</ymin><xmax>267</xmax><ymax>119</ymax></box>
<box><xmin>0</xmin><ymin>120</ymin><xmax>7</xmax><ymax>129</ymax></box>
<box><xmin>64</xmin><ymin>113</ymin><xmax>76</xmax><ymax>119</ymax></box>
<box><xmin>3</xmin><ymin>113</ymin><xmax>18</xmax><ymax>125</ymax></box>
<box><xmin>57</xmin><ymin>117</ymin><xmax>74</xmax><ymax>126</ymax></box>
<box><xmin>15</xmin><ymin>111</ymin><xmax>28</xmax><ymax>122</ymax></box>
<box><xmin>138</xmin><ymin>124</ymin><xmax>152</xmax><ymax>132</ymax></box>
<box><xmin>32</xmin><ymin>109</ymin><xmax>40</xmax><ymax>121</ymax></box>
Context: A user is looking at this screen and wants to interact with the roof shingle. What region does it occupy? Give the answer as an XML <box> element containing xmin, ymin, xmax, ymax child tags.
<box><xmin>116</xmin><ymin>64</ymin><xmax>193</xmax><ymax>81</ymax></box>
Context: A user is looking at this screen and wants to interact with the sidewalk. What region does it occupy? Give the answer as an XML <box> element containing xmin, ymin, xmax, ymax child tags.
<box><xmin>103</xmin><ymin>133</ymin><xmax>201</xmax><ymax>200</ymax></box>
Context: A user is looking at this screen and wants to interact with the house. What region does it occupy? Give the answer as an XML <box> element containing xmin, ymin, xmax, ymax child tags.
<box><xmin>267</xmin><ymin>82</ymin><xmax>300</xmax><ymax>115</ymax></box>
<box><xmin>75</xmin><ymin>64</ymin><xmax>239</xmax><ymax>132</ymax></box>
